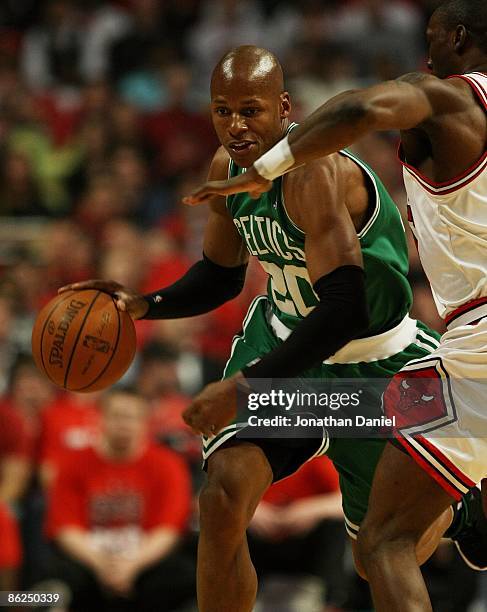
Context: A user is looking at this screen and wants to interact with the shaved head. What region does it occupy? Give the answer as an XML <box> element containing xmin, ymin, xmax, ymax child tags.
<box><xmin>209</xmin><ymin>46</ymin><xmax>290</xmax><ymax>167</ymax></box>
<box><xmin>211</xmin><ymin>46</ymin><xmax>284</xmax><ymax>96</ymax></box>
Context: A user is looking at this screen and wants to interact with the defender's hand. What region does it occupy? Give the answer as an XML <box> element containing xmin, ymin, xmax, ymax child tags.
<box><xmin>182</xmin><ymin>166</ymin><xmax>272</xmax><ymax>206</ymax></box>
<box><xmin>58</xmin><ymin>279</ymin><xmax>149</xmax><ymax>320</ymax></box>
<box><xmin>183</xmin><ymin>374</ymin><xmax>247</xmax><ymax>437</ymax></box>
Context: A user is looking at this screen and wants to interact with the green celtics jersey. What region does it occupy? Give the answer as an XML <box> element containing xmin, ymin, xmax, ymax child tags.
<box><xmin>226</xmin><ymin>123</ymin><xmax>412</xmax><ymax>337</ymax></box>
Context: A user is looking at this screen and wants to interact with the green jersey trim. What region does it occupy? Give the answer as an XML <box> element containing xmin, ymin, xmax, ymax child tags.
<box><xmin>339</xmin><ymin>149</ymin><xmax>381</xmax><ymax>239</ymax></box>
<box><xmin>344</xmin><ymin>514</ymin><xmax>360</xmax><ymax>539</ymax></box>
<box><xmin>278</xmin><ymin>145</ymin><xmax>383</xmax><ymax>242</ymax></box>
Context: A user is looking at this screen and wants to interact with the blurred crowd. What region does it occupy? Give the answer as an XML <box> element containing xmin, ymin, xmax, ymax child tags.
<box><xmin>0</xmin><ymin>0</ymin><xmax>481</xmax><ymax>611</ymax></box>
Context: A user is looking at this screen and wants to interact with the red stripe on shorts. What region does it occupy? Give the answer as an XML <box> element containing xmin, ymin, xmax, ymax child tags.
<box><xmin>394</xmin><ymin>434</ymin><xmax>463</xmax><ymax>500</ymax></box>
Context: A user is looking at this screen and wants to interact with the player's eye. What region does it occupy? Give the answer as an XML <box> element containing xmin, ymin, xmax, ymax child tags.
<box><xmin>242</xmin><ymin>108</ymin><xmax>259</xmax><ymax>117</ymax></box>
<box><xmin>215</xmin><ymin>107</ymin><xmax>230</xmax><ymax>116</ymax></box>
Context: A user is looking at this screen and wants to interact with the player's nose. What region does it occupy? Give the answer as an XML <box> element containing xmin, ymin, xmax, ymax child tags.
<box><xmin>229</xmin><ymin>113</ymin><xmax>248</xmax><ymax>136</ymax></box>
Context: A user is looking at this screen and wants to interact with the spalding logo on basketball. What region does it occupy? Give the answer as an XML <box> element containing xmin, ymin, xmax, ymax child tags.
<box><xmin>31</xmin><ymin>290</ymin><xmax>136</xmax><ymax>392</ymax></box>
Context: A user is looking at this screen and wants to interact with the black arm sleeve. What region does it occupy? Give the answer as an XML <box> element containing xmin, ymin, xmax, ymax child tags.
<box><xmin>242</xmin><ymin>265</ymin><xmax>369</xmax><ymax>379</ymax></box>
<box><xmin>141</xmin><ymin>254</ymin><xmax>247</xmax><ymax>320</ymax></box>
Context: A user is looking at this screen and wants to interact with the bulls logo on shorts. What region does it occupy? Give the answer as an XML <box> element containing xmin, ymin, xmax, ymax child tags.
<box><xmin>397</xmin><ymin>378</ymin><xmax>435</xmax><ymax>412</ymax></box>
<box><xmin>383</xmin><ymin>361</ymin><xmax>456</xmax><ymax>434</ymax></box>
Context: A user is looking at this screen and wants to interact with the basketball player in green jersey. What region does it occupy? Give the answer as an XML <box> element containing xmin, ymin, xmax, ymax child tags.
<box><xmin>63</xmin><ymin>47</ymin><xmax>477</xmax><ymax>612</ymax></box>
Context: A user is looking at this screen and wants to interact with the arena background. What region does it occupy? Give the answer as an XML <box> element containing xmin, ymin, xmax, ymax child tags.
<box><xmin>0</xmin><ymin>1</ymin><xmax>484</xmax><ymax>611</ymax></box>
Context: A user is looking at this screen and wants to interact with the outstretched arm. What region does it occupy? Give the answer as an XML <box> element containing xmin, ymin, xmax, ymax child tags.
<box><xmin>280</xmin><ymin>76</ymin><xmax>435</xmax><ymax>166</ymax></box>
<box><xmin>183</xmin><ymin>74</ymin><xmax>462</xmax><ymax>204</ymax></box>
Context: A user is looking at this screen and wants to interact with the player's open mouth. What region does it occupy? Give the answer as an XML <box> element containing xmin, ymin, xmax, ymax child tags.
<box><xmin>228</xmin><ymin>141</ymin><xmax>256</xmax><ymax>154</ymax></box>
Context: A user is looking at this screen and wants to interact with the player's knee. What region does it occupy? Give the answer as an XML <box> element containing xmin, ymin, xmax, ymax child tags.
<box><xmin>200</xmin><ymin>445</ymin><xmax>272</xmax><ymax>532</ymax></box>
<box><xmin>356</xmin><ymin>523</ymin><xmax>385</xmax><ymax>561</ymax></box>
<box><xmin>357</xmin><ymin>521</ymin><xmax>416</xmax><ymax>565</ymax></box>
<box><xmin>199</xmin><ymin>480</ymin><xmax>249</xmax><ymax>535</ymax></box>
<box><xmin>200</xmin><ymin>462</ymin><xmax>259</xmax><ymax>533</ymax></box>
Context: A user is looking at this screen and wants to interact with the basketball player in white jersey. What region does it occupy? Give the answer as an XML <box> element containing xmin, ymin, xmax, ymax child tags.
<box><xmin>184</xmin><ymin>1</ymin><xmax>487</xmax><ymax>609</ymax></box>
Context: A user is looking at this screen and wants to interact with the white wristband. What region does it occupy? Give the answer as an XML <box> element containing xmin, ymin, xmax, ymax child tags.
<box><xmin>253</xmin><ymin>135</ymin><xmax>295</xmax><ymax>181</ymax></box>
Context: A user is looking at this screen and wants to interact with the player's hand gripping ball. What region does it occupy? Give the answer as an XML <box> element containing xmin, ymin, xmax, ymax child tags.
<box><xmin>31</xmin><ymin>290</ymin><xmax>136</xmax><ymax>392</ymax></box>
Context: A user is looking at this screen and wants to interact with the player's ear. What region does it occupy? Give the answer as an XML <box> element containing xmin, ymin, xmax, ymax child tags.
<box><xmin>280</xmin><ymin>92</ymin><xmax>291</xmax><ymax>118</ymax></box>
<box><xmin>453</xmin><ymin>25</ymin><xmax>467</xmax><ymax>53</ymax></box>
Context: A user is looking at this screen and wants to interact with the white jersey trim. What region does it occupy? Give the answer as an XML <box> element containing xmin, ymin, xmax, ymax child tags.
<box><xmin>398</xmin><ymin>71</ymin><xmax>487</xmax><ymax>196</ymax></box>
<box><xmin>454</xmin><ymin>72</ymin><xmax>487</xmax><ymax>110</ymax></box>
<box><xmin>399</xmin><ymin>148</ymin><xmax>487</xmax><ymax>195</ymax></box>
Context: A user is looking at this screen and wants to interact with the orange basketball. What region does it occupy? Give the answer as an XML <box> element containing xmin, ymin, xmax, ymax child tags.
<box><xmin>32</xmin><ymin>290</ymin><xmax>136</xmax><ymax>392</ymax></box>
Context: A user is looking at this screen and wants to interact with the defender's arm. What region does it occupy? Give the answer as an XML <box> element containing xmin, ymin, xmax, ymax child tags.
<box><xmin>279</xmin><ymin>74</ymin><xmax>469</xmax><ymax>168</ymax></box>
<box><xmin>253</xmin><ymin>73</ymin><xmax>474</xmax><ymax>182</ymax></box>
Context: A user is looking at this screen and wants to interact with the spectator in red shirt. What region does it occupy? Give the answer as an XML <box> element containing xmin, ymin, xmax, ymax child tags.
<box><xmin>38</xmin><ymin>392</ymin><xmax>101</xmax><ymax>488</ymax></box>
<box><xmin>0</xmin><ymin>501</ymin><xmax>22</xmax><ymax>591</ymax></box>
<box><xmin>44</xmin><ymin>387</ymin><xmax>195</xmax><ymax>612</ymax></box>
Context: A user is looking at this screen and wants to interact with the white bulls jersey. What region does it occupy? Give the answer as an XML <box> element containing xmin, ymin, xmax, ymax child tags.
<box><xmin>399</xmin><ymin>71</ymin><xmax>487</xmax><ymax>328</ymax></box>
